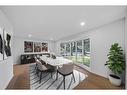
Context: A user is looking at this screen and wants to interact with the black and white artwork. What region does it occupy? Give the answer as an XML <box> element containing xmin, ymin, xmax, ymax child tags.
<box><xmin>3</xmin><ymin>30</ymin><xmax>12</xmax><ymax>59</ymax></box>
<box><xmin>42</xmin><ymin>43</ymin><xmax>48</xmax><ymax>52</ymax></box>
<box><xmin>0</xmin><ymin>28</ymin><xmax>3</xmax><ymax>61</ymax></box>
<box><xmin>34</xmin><ymin>42</ymin><xmax>41</xmax><ymax>52</ymax></box>
<box><xmin>24</xmin><ymin>41</ymin><xmax>33</xmax><ymax>52</ymax></box>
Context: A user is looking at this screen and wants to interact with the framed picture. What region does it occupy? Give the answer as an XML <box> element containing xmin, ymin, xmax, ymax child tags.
<box><xmin>34</xmin><ymin>42</ymin><xmax>41</xmax><ymax>52</ymax></box>
<box><xmin>42</xmin><ymin>43</ymin><xmax>48</xmax><ymax>52</ymax></box>
<box><xmin>3</xmin><ymin>29</ymin><xmax>12</xmax><ymax>59</ymax></box>
<box><xmin>0</xmin><ymin>28</ymin><xmax>4</xmax><ymax>61</ymax></box>
<box><xmin>24</xmin><ymin>41</ymin><xmax>33</xmax><ymax>52</ymax></box>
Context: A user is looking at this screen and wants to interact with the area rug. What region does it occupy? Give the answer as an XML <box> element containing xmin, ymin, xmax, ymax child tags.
<box><xmin>29</xmin><ymin>64</ymin><xmax>87</xmax><ymax>90</ymax></box>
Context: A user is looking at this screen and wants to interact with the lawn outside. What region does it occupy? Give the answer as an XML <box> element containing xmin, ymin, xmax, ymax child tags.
<box><xmin>66</xmin><ymin>55</ymin><xmax>90</xmax><ymax>67</ymax></box>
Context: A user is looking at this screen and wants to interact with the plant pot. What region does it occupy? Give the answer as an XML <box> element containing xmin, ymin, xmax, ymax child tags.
<box><xmin>108</xmin><ymin>74</ymin><xmax>121</xmax><ymax>86</ymax></box>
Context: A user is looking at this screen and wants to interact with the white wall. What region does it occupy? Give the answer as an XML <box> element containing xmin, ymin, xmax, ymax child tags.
<box><xmin>0</xmin><ymin>10</ymin><xmax>13</xmax><ymax>89</ymax></box>
<box><xmin>55</xmin><ymin>18</ymin><xmax>125</xmax><ymax>78</ymax></box>
<box><xmin>90</xmin><ymin>19</ymin><xmax>124</xmax><ymax>78</ymax></box>
<box><xmin>13</xmin><ymin>37</ymin><xmax>55</xmax><ymax>64</ymax></box>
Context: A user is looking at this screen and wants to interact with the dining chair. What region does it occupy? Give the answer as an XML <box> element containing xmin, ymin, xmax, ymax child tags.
<box><xmin>56</xmin><ymin>63</ymin><xmax>75</xmax><ymax>89</ymax></box>
<box><xmin>35</xmin><ymin>59</ymin><xmax>52</xmax><ymax>83</ymax></box>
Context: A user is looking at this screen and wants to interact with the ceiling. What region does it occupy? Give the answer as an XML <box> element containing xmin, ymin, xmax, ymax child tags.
<box><xmin>0</xmin><ymin>6</ymin><xmax>126</xmax><ymax>41</ymax></box>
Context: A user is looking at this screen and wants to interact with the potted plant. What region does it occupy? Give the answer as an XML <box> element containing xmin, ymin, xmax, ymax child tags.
<box><xmin>105</xmin><ymin>43</ymin><xmax>125</xmax><ymax>86</ymax></box>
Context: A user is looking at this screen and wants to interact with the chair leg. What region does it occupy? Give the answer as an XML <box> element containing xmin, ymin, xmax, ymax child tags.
<box><xmin>36</xmin><ymin>69</ymin><xmax>38</xmax><ymax>74</ymax></box>
<box><xmin>36</xmin><ymin>69</ymin><xmax>40</xmax><ymax>77</ymax></box>
<box><xmin>36</xmin><ymin>69</ymin><xmax>39</xmax><ymax>76</ymax></box>
<box><xmin>39</xmin><ymin>72</ymin><xmax>42</xmax><ymax>83</ymax></box>
<box><xmin>72</xmin><ymin>72</ymin><xmax>75</xmax><ymax>83</ymax></box>
<box><xmin>63</xmin><ymin>76</ymin><xmax>65</xmax><ymax>89</ymax></box>
<box><xmin>56</xmin><ymin>71</ymin><xmax>58</xmax><ymax>80</ymax></box>
<box><xmin>35</xmin><ymin>64</ymin><xmax>37</xmax><ymax>70</ymax></box>
<box><xmin>51</xmin><ymin>72</ymin><xmax>52</xmax><ymax>78</ymax></box>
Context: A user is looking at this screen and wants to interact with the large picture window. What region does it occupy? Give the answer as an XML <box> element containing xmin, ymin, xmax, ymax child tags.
<box><xmin>60</xmin><ymin>38</ymin><xmax>90</xmax><ymax>67</ymax></box>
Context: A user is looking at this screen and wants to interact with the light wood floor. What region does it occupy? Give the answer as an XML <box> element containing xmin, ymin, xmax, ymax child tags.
<box><xmin>6</xmin><ymin>63</ymin><xmax>124</xmax><ymax>89</ymax></box>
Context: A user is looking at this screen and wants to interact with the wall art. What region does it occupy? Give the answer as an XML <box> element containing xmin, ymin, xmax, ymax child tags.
<box><xmin>34</xmin><ymin>42</ymin><xmax>41</xmax><ymax>52</ymax></box>
<box><xmin>0</xmin><ymin>28</ymin><xmax>3</xmax><ymax>60</ymax></box>
<box><xmin>3</xmin><ymin>29</ymin><xmax>12</xmax><ymax>59</ymax></box>
<box><xmin>42</xmin><ymin>43</ymin><xmax>48</xmax><ymax>52</ymax></box>
<box><xmin>24</xmin><ymin>41</ymin><xmax>33</xmax><ymax>52</ymax></box>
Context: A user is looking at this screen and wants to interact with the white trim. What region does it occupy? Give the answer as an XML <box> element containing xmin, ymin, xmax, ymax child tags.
<box><xmin>76</xmin><ymin>63</ymin><xmax>91</xmax><ymax>71</ymax></box>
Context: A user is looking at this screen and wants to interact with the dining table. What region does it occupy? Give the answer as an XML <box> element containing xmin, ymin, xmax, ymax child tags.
<box><xmin>40</xmin><ymin>56</ymin><xmax>73</xmax><ymax>67</ymax></box>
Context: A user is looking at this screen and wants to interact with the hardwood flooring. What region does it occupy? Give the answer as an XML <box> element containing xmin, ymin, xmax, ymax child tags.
<box><xmin>74</xmin><ymin>65</ymin><xmax>124</xmax><ymax>89</ymax></box>
<box><xmin>7</xmin><ymin>64</ymin><xmax>30</xmax><ymax>89</ymax></box>
<box><xmin>6</xmin><ymin>64</ymin><xmax>124</xmax><ymax>89</ymax></box>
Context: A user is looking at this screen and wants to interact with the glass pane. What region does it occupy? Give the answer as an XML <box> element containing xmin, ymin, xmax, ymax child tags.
<box><xmin>70</xmin><ymin>42</ymin><xmax>76</xmax><ymax>62</ymax></box>
<box><xmin>77</xmin><ymin>40</ymin><xmax>83</xmax><ymax>63</ymax></box>
<box><xmin>66</xmin><ymin>43</ymin><xmax>71</xmax><ymax>56</ymax></box>
<box><xmin>84</xmin><ymin>39</ymin><xmax>90</xmax><ymax>54</ymax></box>
<box><xmin>60</xmin><ymin>43</ymin><xmax>65</xmax><ymax>56</ymax></box>
<box><xmin>64</xmin><ymin>43</ymin><xmax>70</xmax><ymax>59</ymax></box>
<box><xmin>83</xmin><ymin>39</ymin><xmax>90</xmax><ymax>67</ymax></box>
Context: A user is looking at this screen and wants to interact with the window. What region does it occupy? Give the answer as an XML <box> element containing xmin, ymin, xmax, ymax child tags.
<box><xmin>70</xmin><ymin>42</ymin><xmax>76</xmax><ymax>62</ymax></box>
<box><xmin>83</xmin><ymin>39</ymin><xmax>90</xmax><ymax>67</ymax></box>
<box><xmin>76</xmin><ymin>40</ymin><xmax>83</xmax><ymax>63</ymax></box>
<box><xmin>65</xmin><ymin>43</ymin><xmax>71</xmax><ymax>59</ymax></box>
<box><xmin>60</xmin><ymin>38</ymin><xmax>90</xmax><ymax>67</ymax></box>
<box><xmin>60</xmin><ymin>43</ymin><xmax>65</xmax><ymax>56</ymax></box>
<box><xmin>66</xmin><ymin>43</ymin><xmax>71</xmax><ymax>56</ymax></box>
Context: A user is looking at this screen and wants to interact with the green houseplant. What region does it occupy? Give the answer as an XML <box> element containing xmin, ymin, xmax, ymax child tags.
<box><xmin>105</xmin><ymin>43</ymin><xmax>125</xmax><ymax>86</ymax></box>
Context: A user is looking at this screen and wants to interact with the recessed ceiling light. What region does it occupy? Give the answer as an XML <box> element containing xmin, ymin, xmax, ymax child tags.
<box><xmin>28</xmin><ymin>34</ymin><xmax>32</xmax><ymax>38</ymax></box>
<box><xmin>80</xmin><ymin>22</ymin><xmax>85</xmax><ymax>26</ymax></box>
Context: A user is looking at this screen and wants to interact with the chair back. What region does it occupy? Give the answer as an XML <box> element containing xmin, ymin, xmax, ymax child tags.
<box><xmin>62</xmin><ymin>63</ymin><xmax>74</xmax><ymax>73</ymax></box>
<box><xmin>35</xmin><ymin>59</ymin><xmax>47</xmax><ymax>71</ymax></box>
<box><xmin>34</xmin><ymin>56</ymin><xmax>38</xmax><ymax>61</ymax></box>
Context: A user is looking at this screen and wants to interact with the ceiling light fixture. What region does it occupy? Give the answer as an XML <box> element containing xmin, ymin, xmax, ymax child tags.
<box><xmin>80</xmin><ymin>22</ymin><xmax>85</xmax><ymax>26</ymax></box>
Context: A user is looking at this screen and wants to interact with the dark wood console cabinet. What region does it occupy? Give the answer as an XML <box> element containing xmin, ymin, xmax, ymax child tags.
<box><xmin>21</xmin><ymin>53</ymin><xmax>50</xmax><ymax>64</ymax></box>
